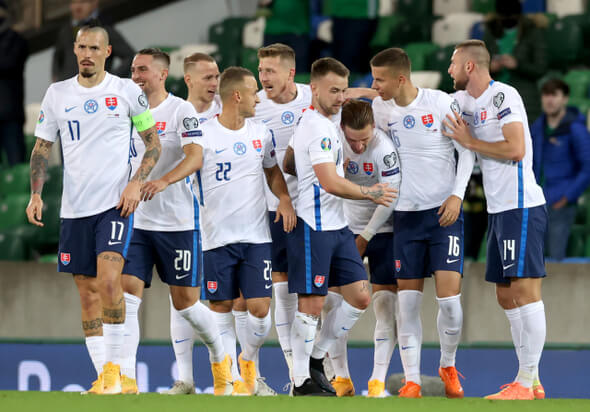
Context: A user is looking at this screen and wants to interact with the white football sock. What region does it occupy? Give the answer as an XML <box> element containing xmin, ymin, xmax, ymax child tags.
<box><xmin>397</xmin><ymin>290</ymin><xmax>423</xmax><ymax>385</ymax></box>
<box><xmin>212</xmin><ymin>311</ymin><xmax>240</xmax><ymax>380</ymax></box>
<box><xmin>170</xmin><ymin>297</ymin><xmax>195</xmax><ymax>384</ymax></box>
<box><xmin>516</xmin><ymin>301</ymin><xmax>545</xmax><ymax>388</ymax></box>
<box><xmin>505</xmin><ymin>307</ymin><xmax>523</xmax><ymax>362</ymax></box>
<box><xmin>329</xmin><ymin>333</ymin><xmax>350</xmax><ymax>378</ymax></box>
<box><xmin>291</xmin><ymin>311</ymin><xmax>319</xmax><ymax>387</ymax></box>
<box><xmin>121</xmin><ymin>293</ymin><xmax>141</xmax><ymax>378</ymax></box>
<box><xmin>233</xmin><ymin>309</ymin><xmax>248</xmax><ymax>355</ymax></box>
<box><xmin>242</xmin><ymin>312</ymin><xmax>271</xmax><ymax>362</ymax></box>
<box><xmin>179</xmin><ymin>300</ymin><xmax>225</xmax><ymax>363</ymax></box>
<box><xmin>273</xmin><ymin>281</ymin><xmax>297</xmax><ymax>354</ymax></box>
<box><xmin>85</xmin><ymin>336</ymin><xmax>105</xmax><ymax>377</ymax></box>
<box><xmin>312</xmin><ymin>299</ymin><xmax>364</xmax><ymax>359</ymax></box>
<box><xmin>436</xmin><ymin>294</ymin><xmax>463</xmax><ymax>368</ymax></box>
<box><xmin>103</xmin><ymin>323</ymin><xmax>125</xmax><ymax>367</ymax></box>
<box><xmin>369</xmin><ymin>290</ymin><xmax>397</xmax><ymax>382</ymax></box>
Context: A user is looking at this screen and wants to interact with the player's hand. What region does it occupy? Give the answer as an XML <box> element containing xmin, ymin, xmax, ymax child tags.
<box><xmin>442</xmin><ymin>111</ymin><xmax>473</xmax><ymax>149</ymax></box>
<box><xmin>141</xmin><ymin>179</ymin><xmax>169</xmax><ymax>201</ymax></box>
<box><xmin>344</xmin><ymin>87</ymin><xmax>378</xmax><ymax>101</ymax></box>
<box><xmin>438</xmin><ymin>195</ymin><xmax>462</xmax><ymax>227</ymax></box>
<box><xmin>362</xmin><ymin>183</ymin><xmax>397</xmax><ymax>206</ymax></box>
<box><xmin>355</xmin><ymin>235</ymin><xmax>368</xmax><ymax>257</ymax></box>
<box><xmin>343</xmin><ymin>157</ymin><xmax>350</xmax><ymax>173</ymax></box>
<box><xmin>117</xmin><ymin>180</ymin><xmax>142</xmax><ymax>217</ymax></box>
<box><xmin>552</xmin><ymin>196</ymin><xmax>568</xmax><ymax>210</ymax></box>
<box><xmin>26</xmin><ymin>194</ymin><xmax>44</xmax><ymax>227</ymax></box>
<box><xmin>276</xmin><ymin>196</ymin><xmax>297</xmax><ymax>233</ymax></box>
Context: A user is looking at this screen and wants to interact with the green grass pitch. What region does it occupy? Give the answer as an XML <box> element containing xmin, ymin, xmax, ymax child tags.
<box><xmin>1</xmin><ymin>392</ymin><xmax>589</xmax><ymax>412</ymax></box>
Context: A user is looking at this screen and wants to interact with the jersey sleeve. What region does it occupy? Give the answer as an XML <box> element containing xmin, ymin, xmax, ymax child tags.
<box><xmin>374</xmin><ymin>131</ymin><xmax>401</xmax><ymax>189</ymax></box>
<box><xmin>262</xmin><ymin>124</ymin><xmax>278</xmax><ymax>168</ymax></box>
<box><xmin>308</xmin><ymin>121</ymin><xmax>337</xmax><ymax>165</ymax></box>
<box><xmin>371</xmin><ymin>98</ymin><xmax>389</xmax><ymax>132</ymax></box>
<box><xmin>494</xmin><ymin>86</ymin><xmax>526</xmax><ymax>127</ymax></box>
<box><xmin>176</xmin><ymin>101</ymin><xmax>203</xmax><ymax>147</ymax></box>
<box><xmin>437</xmin><ymin>91</ymin><xmax>461</xmax><ymax>133</ymax></box>
<box><xmin>34</xmin><ymin>86</ymin><xmax>59</xmax><ymax>142</ymax></box>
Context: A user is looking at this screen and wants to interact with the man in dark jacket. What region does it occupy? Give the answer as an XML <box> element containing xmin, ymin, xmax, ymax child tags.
<box><xmin>0</xmin><ymin>0</ymin><xmax>28</xmax><ymax>166</ymax></box>
<box><xmin>531</xmin><ymin>78</ymin><xmax>590</xmax><ymax>260</ymax></box>
<box><xmin>52</xmin><ymin>0</ymin><xmax>134</xmax><ymax>81</ymax></box>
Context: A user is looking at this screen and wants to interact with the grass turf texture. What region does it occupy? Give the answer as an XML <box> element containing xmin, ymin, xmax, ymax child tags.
<box><xmin>1</xmin><ymin>392</ymin><xmax>589</xmax><ymax>412</ymax></box>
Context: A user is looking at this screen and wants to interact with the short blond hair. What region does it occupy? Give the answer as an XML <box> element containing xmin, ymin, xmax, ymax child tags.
<box><xmin>455</xmin><ymin>39</ymin><xmax>491</xmax><ymax>68</ymax></box>
<box><xmin>257</xmin><ymin>43</ymin><xmax>296</xmax><ymax>68</ymax></box>
<box><xmin>219</xmin><ymin>66</ymin><xmax>254</xmax><ymax>100</ymax></box>
<box><xmin>183</xmin><ymin>52</ymin><xmax>216</xmax><ymax>73</ymax></box>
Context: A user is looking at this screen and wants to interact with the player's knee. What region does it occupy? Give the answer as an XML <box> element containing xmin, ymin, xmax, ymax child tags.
<box><xmin>79</xmin><ymin>289</ymin><xmax>101</xmax><ymax>313</ymax></box>
<box><xmin>350</xmin><ymin>292</ymin><xmax>371</xmax><ymax>311</ymax></box>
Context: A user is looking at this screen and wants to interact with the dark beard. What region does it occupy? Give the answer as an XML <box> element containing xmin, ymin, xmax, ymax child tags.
<box><xmin>80</xmin><ymin>71</ymin><xmax>95</xmax><ymax>78</ymax></box>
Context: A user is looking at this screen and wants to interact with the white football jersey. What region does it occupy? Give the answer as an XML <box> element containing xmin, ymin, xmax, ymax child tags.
<box><xmin>130</xmin><ymin>94</ymin><xmax>202</xmax><ymax>231</ymax></box>
<box><xmin>372</xmin><ymin>88</ymin><xmax>472</xmax><ymax>211</ymax></box>
<box><xmin>35</xmin><ymin>73</ymin><xmax>149</xmax><ymax>218</ymax></box>
<box><xmin>293</xmin><ymin>107</ymin><xmax>347</xmax><ymax>231</ymax></box>
<box><xmin>254</xmin><ymin>83</ymin><xmax>312</xmax><ymax>211</ymax></box>
<box><xmin>196</xmin><ymin>117</ymin><xmax>277</xmax><ymax>250</ymax></box>
<box><xmin>343</xmin><ymin>128</ymin><xmax>401</xmax><ymax>234</ymax></box>
<box><xmin>453</xmin><ymin>81</ymin><xmax>545</xmax><ymax>213</ymax></box>
<box><xmin>196</xmin><ymin>95</ymin><xmax>222</xmax><ymax>124</ymax></box>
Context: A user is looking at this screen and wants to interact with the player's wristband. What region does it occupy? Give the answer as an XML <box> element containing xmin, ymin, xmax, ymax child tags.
<box><xmin>360</xmin><ymin>230</ymin><xmax>374</xmax><ymax>242</ymax></box>
<box><xmin>132</xmin><ymin>109</ymin><xmax>156</xmax><ymax>132</ymax></box>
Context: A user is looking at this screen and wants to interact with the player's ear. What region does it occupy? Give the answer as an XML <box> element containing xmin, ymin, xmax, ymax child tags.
<box><xmin>288</xmin><ymin>67</ymin><xmax>295</xmax><ymax>82</ymax></box>
<box><xmin>106</xmin><ymin>45</ymin><xmax>112</xmax><ymax>58</ymax></box>
<box><xmin>161</xmin><ymin>68</ymin><xmax>169</xmax><ymax>82</ymax></box>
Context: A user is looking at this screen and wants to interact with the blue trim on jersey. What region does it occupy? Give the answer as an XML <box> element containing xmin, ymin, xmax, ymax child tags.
<box><xmin>518</xmin><ymin>161</ymin><xmax>524</xmax><ymax>208</ymax></box>
<box><xmin>489</xmin><ymin>80</ymin><xmax>495</xmax><ymax>85</ymax></box>
<box><xmin>517</xmin><ymin>208</ymin><xmax>529</xmax><ymax>277</ymax></box>
<box><xmin>122</xmin><ymin>213</ymin><xmax>134</xmax><ymax>258</ymax></box>
<box><xmin>460</xmin><ymin>217</ymin><xmax>465</xmax><ymax>274</ymax></box>
<box><xmin>304</xmin><ymin>223</ymin><xmax>312</xmax><ymax>294</ymax></box>
<box><xmin>196</xmin><ymin>171</ymin><xmax>204</xmax><ymax>206</ymax></box>
<box><xmin>191</xmin><ymin>182</ymin><xmax>200</xmax><ymax>230</ymax></box>
<box><xmin>313</xmin><ymin>184</ymin><xmax>322</xmax><ymax>230</ymax></box>
<box><xmin>191</xmin><ymin>230</ymin><xmax>198</xmax><ymax>287</ymax></box>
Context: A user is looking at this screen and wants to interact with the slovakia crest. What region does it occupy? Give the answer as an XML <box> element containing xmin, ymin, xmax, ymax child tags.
<box><xmin>155</xmin><ymin>122</ymin><xmax>166</xmax><ymax>135</ymax></box>
<box><xmin>314</xmin><ymin>275</ymin><xmax>326</xmax><ymax>287</ymax></box>
<box><xmin>480</xmin><ymin>110</ymin><xmax>487</xmax><ymax>123</ymax></box>
<box><xmin>422</xmin><ymin>114</ymin><xmax>433</xmax><ymax>128</ymax></box>
<box><xmin>60</xmin><ymin>252</ymin><xmax>71</xmax><ymax>266</ymax></box>
<box><xmin>105</xmin><ymin>97</ymin><xmax>118</xmax><ymax>111</ymax></box>
<box><xmin>363</xmin><ymin>162</ymin><xmax>374</xmax><ymax>176</ymax></box>
<box><xmin>207</xmin><ymin>281</ymin><xmax>218</xmax><ymax>293</ymax></box>
<box><xmin>395</xmin><ymin>259</ymin><xmax>401</xmax><ymax>272</ymax></box>
<box><xmin>252</xmin><ymin>139</ymin><xmax>262</xmax><ymax>152</ymax></box>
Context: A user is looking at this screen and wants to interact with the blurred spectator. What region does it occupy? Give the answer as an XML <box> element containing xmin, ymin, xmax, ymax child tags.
<box><xmin>324</xmin><ymin>0</ymin><xmax>378</xmax><ymax>74</ymax></box>
<box><xmin>0</xmin><ymin>0</ymin><xmax>28</xmax><ymax>166</ymax></box>
<box><xmin>52</xmin><ymin>0</ymin><xmax>134</xmax><ymax>81</ymax></box>
<box><xmin>531</xmin><ymin>78</ymin><xmax>590</xmax><ymax>260</ymax></box>
<box><xmin>483</xmin><ymin>0</ymin><xmax>547</xmax><ymax>122</ymax></box>
<box><xmin>260</xmin><ymin>0</ymin><xmax>311</xmax><ymax>71</ymax></box>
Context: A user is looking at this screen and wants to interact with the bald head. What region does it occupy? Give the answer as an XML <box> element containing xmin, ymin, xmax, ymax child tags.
<box><xmin>454</xmin><ymin>39</ymin><xmax>490</xmax><ymax>69</ymax></box>
<box><xmin>76</xmin><ymin>24</ymin><xmax>109</xmax><ymax>47</ymax></box>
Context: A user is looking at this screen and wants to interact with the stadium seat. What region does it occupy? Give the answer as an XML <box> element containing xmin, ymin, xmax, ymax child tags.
<box><xmin>567</xmin><ymin>97</ymin><xmax>590</xmax><ymax>116</ymax></box>
<box><xmin>391</xmin><ymin>17</ymin><xmax>439</xmax><ymax>48</ymax></box>
<box><xmin>434</xmin><ymin>0</ymin><xmax>469</xmax><ymax>16</ymax></box>
<box><xmin>405</xmin><ymin>42</ymin><xmax>439</xmax><ymax>71</ymax></box>
<box><xmin>165</xmin><ymin>77</ymin><xmax>188</xmax><ymax>100</ymax></box>
<box><xmin>24</xmin><ymin>103</ymin><xmax>41</xmax><ymax>136</ymax></box>
<box><xmin>209</xmin><ymin>17</ymin><xmax>252</xmax><ymax>70</ymax></box>
<box><xmin>561</xmin><ymin>15</ymin><xmax>590</xmax><ymax>64</ymax></box>
<box><xmin>469</xmin><ymin>21</ymin><xmax>485</xmax><ymax>40</ymax></box>
<box><xmin>411</xmin><ymin>71</ymin><xmax>442</xmax><ymax>89</ymax></box>
<box><xmin>240</xmin><ymin>48</ymin><xmax>259</xmax><ymax>79</ymax></box>
<box><xmin>562</xmin><ymin>70</ymin><xmax>590</xmax><ymax>99</ymax></box>
<box><xmin>24</xmin><ymin>134</ymin><xmax>35</xmax><ymax>161</ymax></box>
<box><xmin>243</xmin><ymin>17</ymin><xmax>265</xmax><ymax>49</ymax></box>
<box><xmin>545</xmin><ymin>18</ymin><xmax>583</xmax><ymax>70</ymax></box>
<box><xmin>471</xmin><ymin>0</ymin><xmax>496</xmax><ymax>14</ymax></box>
<box><xmin>546</xmin><ymin>0</ymin><xmax>585</xmax><ymax>17</ymax></box>
<box><xmin>432</xmin><ymin>12</ymin><xmax>484</xmax><ymax>47</ymax></box>
<box><xmin>397</xmin><ymin>0</ymin><xmax>432</xmax><ymax>19</ymax></box>
<box><xmin>317</xmin><ymin>19</ymin><xmax>333</xmax><ymax>43</ymax></box>
<box><xmin>522</xmin><ymin>0</ymin><xmax>546</xmax><ymax>13</ymax></box>
<box><xmin>294</xmin><ymin>73</ymin><xmax>311</xmax><ymax>84</ymax></box>
<box><xmin>0</xmin><ymin>194</ymin><xmax>29</xmax><ymax>230</ymax></box>
<box><xmin>34</xmin><ymin>194</ymin><xmax>61</xmax><ymax>246</ymax></box>
<box><xmin>0</xmin><ymin>230</ymin><xmax>27</xmax><ymax>260</ymax></box>
<box><xmin>0</xmin><ymin>163</ymin><xmax>30</xmax><ymax>196</ymax></box>
<box><xmin>39</xmin><ymin>254</ymin><xmax>58</xmax><ymax>263</ymax></box>
<box><xmin>370</xmin><ymin>15</ymin><xmax>405</xmax><ymax>52</ymax></box>
<box><xmin>43</xmin><ymin>165</ymin><xmax>63</xmax><ymax>198</ymax></box>
<box><xmin>425</xmin><ymin>45</ymin><xmax>456</xmax><ymax>92</ymax></box>
<box><xmin>567</xmin><ymin>224</ymin><xmax>588</xmax><ymax>257</ymax></box>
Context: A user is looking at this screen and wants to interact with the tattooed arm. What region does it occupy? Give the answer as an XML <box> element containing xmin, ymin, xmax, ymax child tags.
<box><xmin>26</xmin><ymin>138</ymin><xmax>53</xmax><ymax>227</ymax></box>
<box><xmin>313</xmin><ymin>162</ymin><xmax>397</xmax><ymax>206</ymax></box>
<box><xmin>117</xmin><ymin>124</ymin><xmax>161</xmax><ymax>217</ymax></box>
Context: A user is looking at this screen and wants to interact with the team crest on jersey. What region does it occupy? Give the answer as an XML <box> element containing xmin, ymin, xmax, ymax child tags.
<box><xmin>480</xmin><ymin>110</ymin><xmax>487</xmax><ymax>123</ymax></box>
<box><xmin>84</xmin><ymin>99</ymin><xmax>98</xmax><ymax>114</ymax></box>
<box><xmin>363</xmin><ymin>162</ymin><xmax>374</xmax><ymax>176</ymax></box>
<box><xmin>105</xmin><ymin>97</ymin><xmax>118</xmax><ymax>111</ymax></box>
<box><xmin>403</xmin><ymin>115</ymin><xmax>415</xmax><ymax>129</ymax></box>
<box><xmin>383</xmin><ymin>152</ymin><xmax>397</xmax><ymax>168</ymax></box>
<box><xmin>493</xmin><ymin>92</ymin><xmax>505</xmax><ymax>108</ymax></box>
<box><xmin>60</xmin><ymin>252</ymin><xmax>71</xmax><ymax>266</ymax></box>
<box><xmin>281</xmin><ymin>111</ymin><xmax>295</xmax><ymax>125</ymax></box>
<box><xmin>155</xmin><ymin>122</ymin><xmax>166</xmax><ymax>135</ymax></box>
<box><xmin>320</xmin><ymin>137</ymin><xmax>331</xmax><ymax>151</ymax></box>
<box><xmin>252</xmin><ymin>139</ymin><xmax>262</xmax><ymax>152</ymax></box>
<box><xmin>183</xmin><ymin>117</ymin><xmax>199</xmax><ymax>130</ymax></box>
<box><xmin>38</xmin><ymin>110</ymin><xmax>45</xmax><ymax>124</ymax></box>
<box><xmin>395</xmin><ymin>259</ymin><xmax>401</xmax><ymax>272</ymax></box>
<box><xmin>422</xmin><ymin>114</ymin><xmax>434</xmax><ymax>128</ymax></box>
<box><xmin>314</xmin><ymin>275</ymin><xmax>326</xmax><ymax>287</ymax></box>
<box><xmin>451</xmin><ymin>99</ymin><xmax>460</xmax><ymax>114</ymax></box>
<box><xmin>234</xmin><ymin>141</ymin><xmax>247</xmax><ymax>155</ymax></box>
<box><xmin>138</xmin><ymin>93</ymin><xmax>148</xmax><ymax>108</ymax></box>
<box><xmin>347</xmin><ymin>160</ymin><xmax>359</xmax><ymax>175</ymax></box>
<box><xmin>207</xmin><ymin>281</ymin><xmax>218</xmax><ymax>293</ymax></box>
